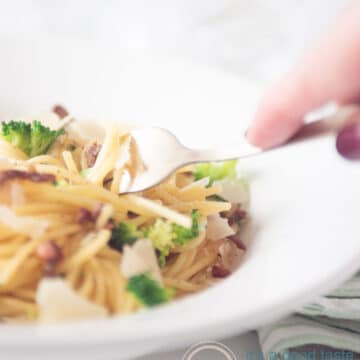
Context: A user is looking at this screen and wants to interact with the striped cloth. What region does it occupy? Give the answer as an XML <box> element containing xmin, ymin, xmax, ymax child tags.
<box><xmin>258</xmin><ymin>272</ymin><xmax>360</xmax><ymax>358</ymax></box>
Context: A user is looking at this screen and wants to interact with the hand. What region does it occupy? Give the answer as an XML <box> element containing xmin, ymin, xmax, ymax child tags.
<box><xmin>247</xmin><ymin>3</ymin><xmax>360</xmax><ymax>149</ymax></box>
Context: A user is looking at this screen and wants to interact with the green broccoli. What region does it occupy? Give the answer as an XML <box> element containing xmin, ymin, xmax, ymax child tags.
<box><xmin>193</xmin><ymin>160</ymin><xmax>237</xmax><ymax>186</ymax></box>
<box><xmin>206</xmin><ymin>194</ymin><xmax>227</xmax><ymax>202</ymax></box>
<box><xmin>80</xmin><ymin>168</ymin><xmax>91</xmax><ymax>177</ymax></box>
<box><xmin>110</xmin><ymin>212</ymin><xmax>200</xmax><ymax>265</ymax></box>
<box><xmin>109</xmin><ymin>222</ymin><xmax>140</xmax><ymax>251</ymax></box>
<box><xmin>1</xmin><ymin>120</ymin><xmax>64</xmax><ymax>157</ymax></box>
<box><xmin>54</xmin><ymin>179</ymin><xmax>69</xmax><ymax>187</ymax></box>
<box><xmin>145</xmin><ymin>210</ymin><xmax>200</xmax><ymax>266</ymax></box>
<box><xmin>127</xmin><ymin>273</ymin><xmax>173</xmax><ymax>307</ymax></box>
<box><xmin>1</xmin><ymin>121</ymin><xmax>30</xmax><ymax>154</ymax></box>
<box><xmin>172</xmin><ymin>210</ymin><xmax>200</xmax><ymax>245</ymax></box>
<box><xmin>145</xmin><ymin>219</ymin><xmax>174</xmax><ymax>266</ymax></box>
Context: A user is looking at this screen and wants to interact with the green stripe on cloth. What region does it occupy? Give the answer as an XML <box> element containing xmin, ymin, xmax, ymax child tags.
<box><xmin>258</xmin><ymin>315</ymin><xmax>360</xmax><ymax>356</ymax></box>
<box><xmin>258</xmin><ymin>272</ymin><xmax>360</xmax><ymax>359</ymax></box>
<box><xmin>300</xmin><ymin>298</ymin><xmax>360</xmax><ymax>319</ymax></box>
<box><xmin>301</xmin><ymin>315</ymin><xmax>360</xmax><ymax>333</ymax></box>
<box><xmin>257</xmin><ymin>273</ymin><xmax>360</xmax><ymax>356</ymax></box>
<box><xmin>328</xmin><ymin>273</ymin><xmax>360</xmax><ymax>298</ymax></box>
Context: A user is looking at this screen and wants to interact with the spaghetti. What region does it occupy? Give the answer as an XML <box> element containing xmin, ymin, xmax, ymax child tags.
<box><xmin>0</xmin><ymin>106</ymin><xmax>249</xmax><ymax>322</ymax></box>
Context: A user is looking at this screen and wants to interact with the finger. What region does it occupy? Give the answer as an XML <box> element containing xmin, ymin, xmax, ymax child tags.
<box><xmin>247</xmin><ymin>3</ymin><xmax>360</xmax><ymax>148</ymax></box>
<box><xmin>336</xmin><ymin>109</ymin><xmax>360</xmax><ymax>159</ymax></box>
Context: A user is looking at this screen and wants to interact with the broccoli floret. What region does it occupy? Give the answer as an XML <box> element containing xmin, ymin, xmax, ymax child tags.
<box><xmin>1</xmin><ymin>121</ymin><xmax>31</xmax><ymax>154</ymax></box>
<box><xmin>172</xmin><ymin>210</ymin><xmax>200</xmax><ymax>245</ymax></box>
<box><xmin>145</xmin><ymin>220</ymin><xmax>174</xmax><ymax>266</ymax></box>
<box><xmin>1</xmin><ymin>120</ymin><xmax>64</xmax><ymax>157</ymax></box>
<box><xmin>127</xmin><ymin>273</ymin><xmax>172</xmax><ymax>307</ymax></box>
<box><xmin>29</xmin><ymin>121</ymin><xmax>64</xmax><ymax>157</ymax></box>
<box><xmin>145</xmin><ymin>211</ymin><xmax>200</xmax><ymax>266</ymax></box>
<box><xmin>54</xmin><ymin>179</ymin><xmax>69</xmax><ymax>187</ymax></box>
<box><xmin>193</xmin><ymin>160</ymin><xmax>237</xmax><ymax>186</ymax></box>
<box><xmin>110</xmin><ymin>213</ymin><xmax>200</xmax><ymax>265</ymax></box>
<box><xmin>206</xmin><ymin>194</ymin><xmax>227</xmax><ymax>202</ymax></box>
<box><xmin>80</xmin><ymin>168</ymin><xmax>90</xmax><ymax>177</ymax></box>
<box><xmin>109</xmin><ymin>222</ymin><xmax>139</xmax><ymax>251</ymax></box>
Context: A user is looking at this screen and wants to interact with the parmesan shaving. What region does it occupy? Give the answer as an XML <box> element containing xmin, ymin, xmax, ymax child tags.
<box><xmin>66</xmin><ymin>119</ymin><xmax>106</xmax><ymax>143</ymax></box>
<box><xmin>206</xmin><ymin>213</ymin><xmax>235</xmax><ymax>241</ymax></box>
<box><xmin>214</xmin><ymin>178</ymin><xmax>249</xmax><ymax>206</ymax></box>
<box><xmin>36</xmin><ymin>278</ymin><xmax>107</xmax><ymax>323</ymax></box>
<box><xmin>53</xmin><ymin>115</ymin><xmax>74</xmax><ymax>131</ymax></box>
<box><xmin>180</xmin><ymin>177</ymin><xmax>210</xmax><ymax>191</ymax></box>
<box><xmin>121</xmin><ymin>239</ymin><xmax>162</xmax><ymax>283</ymax></box>
<box><xmin>0</xmin><ymin>205</ymin><xmax>48</xmax><ymax>238</ymax></box>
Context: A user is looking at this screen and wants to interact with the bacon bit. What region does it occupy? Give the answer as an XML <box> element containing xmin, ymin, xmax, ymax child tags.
<box><xmin>52</xmin><ymin>105</ymin><xmax>69</xmax><ymax>119</ymax></box>
<box><xmin>84</xmin><ymin>142</ymin><xmax>102</xmax><ymax>167</ymax></box>
<box><xmin>227</xmin><ymin>208</ymin><xmax>247</xmax><ymax>226</ymax></box>
<box><xmin>77</xmin><ymin>203</ymin><xmax>104</xmax><ymax>224</ymax></box>
<box><xmin>105</xmin><ymin>221</ymin><xmax>114</xmax><ymax>230</ymax></box>
<box><xmin>127</xmin><ymin>211</ymin><xmax>138</xmax><ymax>219</ymax></box>
<box><xmin>212</xmin><ymin>265</ymin><xmax>231</xmax><ymax>278</ymax></box>
<box><xmin>36</xmin><ymin>241</ymin><xmax>63</xmax><ymax>276</ymax></box>
<box><xmin>28</xmin><ymin>164</ymin><xmax>37</xmax><ymax>173</ymax></box>
<box><xmin>92</xmin><ymin>203</ymin><xmax>104</xmax><ymax>221</ymax></box>
<box><xmin>77</xmin><ymin>208</ymin><xmax>94</xmax><ymax>224</ymax></box>
<box><xmin>0</xmin><ymin>170</ymin><xmax>55</xmax><ymax>185</ymax></box>
<box><xmin>228</xmin><ymin>233</ymin><xmax>247</xmax><ymax>251</ymax></box>
<box><xmin>37</xmin><ymin>241</ymin><xmax>63</xmax><ymax>262</ymax></box>
<box><xmin>25</xmin><ymin>172</ymin><xmax>55</xmax><ymax>183</ymax></box>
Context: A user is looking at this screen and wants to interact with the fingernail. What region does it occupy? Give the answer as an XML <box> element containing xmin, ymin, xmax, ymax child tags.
<box><xmin>336</xmin><ymin>123</ymin><xmax>360</xmax><ymax>160</ymax></box>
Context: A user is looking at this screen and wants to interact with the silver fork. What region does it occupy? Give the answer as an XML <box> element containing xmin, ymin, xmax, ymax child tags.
<box><xmin>127</xmin><ymin>108</ymin><xmax>353</xmax><ymax>193</ymax></box>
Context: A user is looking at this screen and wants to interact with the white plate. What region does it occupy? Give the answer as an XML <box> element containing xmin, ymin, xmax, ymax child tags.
<box><xmin>1</xmin><ymin>36</ymin><xmax>360</xmax><ymax>360</ymax></box>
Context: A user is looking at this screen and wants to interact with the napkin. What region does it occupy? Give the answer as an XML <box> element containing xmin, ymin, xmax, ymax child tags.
<box><xmin>258</xmin><ymin>272</ymin><xmax>360</xmax><ymax>358</ymax></box>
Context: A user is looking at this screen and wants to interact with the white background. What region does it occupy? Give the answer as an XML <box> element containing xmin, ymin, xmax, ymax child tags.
<box><xmin>0</xmin><ymin>1</ymin><xmax>350</xmax><ymax>358</ymax></box>
<box><xmin>0</xmin><ymin>0</ymin><xmax>347</xmax><ymax>83</ymax></box>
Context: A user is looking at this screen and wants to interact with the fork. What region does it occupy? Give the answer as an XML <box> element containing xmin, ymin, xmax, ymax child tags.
<box><xmin>127</xmin><ymin>107</ymin><xmax>355</xmax><ymax>193</ymax></box>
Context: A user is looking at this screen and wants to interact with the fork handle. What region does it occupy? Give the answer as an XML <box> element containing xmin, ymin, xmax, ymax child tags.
<box><xmin>190</xmin><ymin>107</ymin><xmax>354</xmax><ymax>163</ymax></box>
